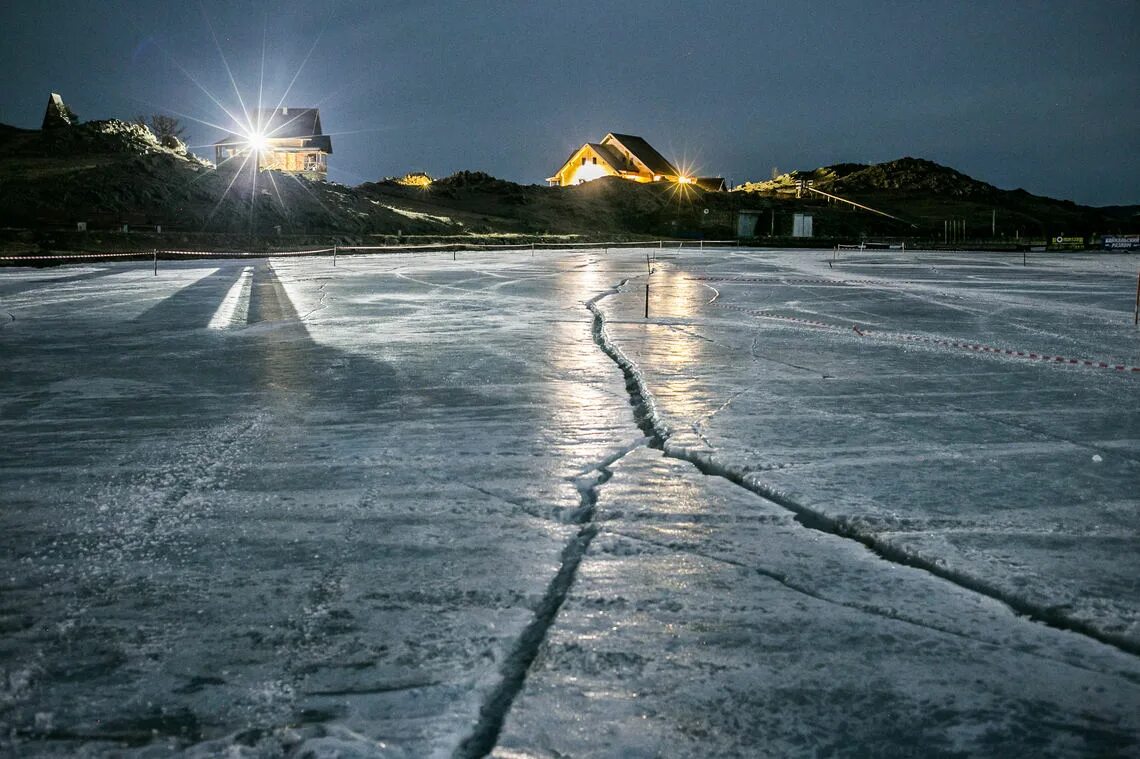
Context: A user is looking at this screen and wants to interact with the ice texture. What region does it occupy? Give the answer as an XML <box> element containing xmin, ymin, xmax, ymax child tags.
<box><xmin>1</xmin><ymin>248</ymin><xmax>1138</xmax><ymax>757</ymax></box>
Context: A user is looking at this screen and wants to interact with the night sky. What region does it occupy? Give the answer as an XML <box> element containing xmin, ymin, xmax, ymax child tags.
<box><xmin>1</xmin><ymin>1</ymin><xmax>1137</xmax><ymax>205</ymax></box>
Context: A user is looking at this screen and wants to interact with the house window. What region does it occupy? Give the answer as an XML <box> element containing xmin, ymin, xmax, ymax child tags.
<box><xmin>582</xmin><ymin>157</ymin><xmax>587</xmax><ymax>166</ymax></box>
<box><xmin>592</xmin><ymin>157</ymin><xmax>597</xmax><ymax>164</ymax></box>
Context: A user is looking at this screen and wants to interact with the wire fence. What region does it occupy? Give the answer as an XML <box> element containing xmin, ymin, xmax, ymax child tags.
<box><xmin>5</xmin><ymin>241</ymin><xmax>1125</xmax><ymax>268</ymax></box>
<box><xmin>0</xmin><ymin>239</ymin><xmax>742</xmax><ymax>267</ymax></box>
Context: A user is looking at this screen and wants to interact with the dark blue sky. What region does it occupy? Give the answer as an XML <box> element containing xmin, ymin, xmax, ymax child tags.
<box><xmin>2</xmin><ymin>1</ymin><xmax>1137</xmax><ymax>205</ymax></box>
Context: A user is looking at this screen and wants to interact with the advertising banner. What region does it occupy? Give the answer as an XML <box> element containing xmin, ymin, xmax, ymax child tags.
<box><xmin>1103</xmin><ymin>235</ymin><xmax>1140</xmax><ymax>250</ymax></box>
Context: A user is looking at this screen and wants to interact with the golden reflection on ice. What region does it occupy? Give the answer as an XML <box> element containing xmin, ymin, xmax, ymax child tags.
<box><xmin>642</xmin><ymin>268</ymin><xmax>716</xmax><ymax>426</ymax></box>
<box><xmin>540</xmin><ymin>256</ymin><xmax>625</xmax><ymax>473</ymax></box>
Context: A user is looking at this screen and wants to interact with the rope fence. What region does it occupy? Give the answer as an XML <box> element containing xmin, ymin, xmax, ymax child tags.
<box><xmin>0</xmin><ymin>239</ymin><xmax>742</xmax><ymax>267</ymax></box>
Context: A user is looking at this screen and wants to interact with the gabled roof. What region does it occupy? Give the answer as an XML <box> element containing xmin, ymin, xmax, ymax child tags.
<box><xmin>587</xmin><ymin>142</ymin><xmax>629</xmax><ymax>171</ymax></box>
<box><xmin>215</xmin><ymin>107</ymin><xmax>332</xmax><ymax>154</ymax></box>
<box><xmin>604</xmin><ymin>133</ymin><xmax>678</xmax><ymax>177</ymax></box>
<box><xmin>252</xmin><ymin>107</ymin><xmax>323</xmax><ymax>139</ymax></box>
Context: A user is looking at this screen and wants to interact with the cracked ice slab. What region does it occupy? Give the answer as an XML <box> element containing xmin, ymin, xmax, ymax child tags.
<box><xmin>3</xmin><ymin>249</ymin><xmax>1140</xmax><ymax>756</ymax></box>
<box><xmin>0</xmin><ymin>253</ymin><xmax>639</xmax><ymax>756</ymax></box>
<box><xmin>597</xmin><ymin>249</ymin><xmax>1140</xmax><ymax>652</ymax></box>
<box><xmin>497</xmin><ymin>446</ymin><xmax>1140</xmax><ymax>757</ymax></box>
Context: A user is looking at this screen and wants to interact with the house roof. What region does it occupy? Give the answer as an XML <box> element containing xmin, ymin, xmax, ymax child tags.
<box><xmin>587</xmin><ymin>142</ymin><xmax>629</xmax><ymax>171</ymax></box>
<box><xmin>214</xmin><ymin>107</ymin><xmax>332</xmax><ymax>154</ymax></box>
<box><xmin>255</xmin><ymin>108</ymin><xmax>323</xmax><ymax>139</ymax></box>
<box><xmin>604</xmin><ymin>133</ymin><xmax>679</xmax><ymax>177</ymax></box>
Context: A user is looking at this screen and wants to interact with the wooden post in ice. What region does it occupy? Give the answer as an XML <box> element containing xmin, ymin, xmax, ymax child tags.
<box><xmin>333</xmin><ymin>244</ymin><xmax>338</xmax><ymax>267</ymax></box>
<box><xmin>1134</xmin><ymin>271</ymin><xmax>1139</xmax><ymax>326</ymax></box>
<box><xmin>153</xmin><ymin>249</ymin><xmax>157</xmax><ymax>276</ymax></box>
<box><xmin>645</xmin><ymin>251</ymin><xmax>653</xmax><ymax>319</ymax></box>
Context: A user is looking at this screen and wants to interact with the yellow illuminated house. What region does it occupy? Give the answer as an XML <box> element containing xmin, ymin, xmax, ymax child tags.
<box><xmin>548</xmin><ymin>133</ymin><xmax>682</xmax><ymax>186</ymax></box>
<box><xmin>547</xmin><ymin>132</ymin><xmax>724</xmax><ymax>190</ymax></box>
<box><xmin>214</xmin><ymin>107</ymin><xmax>332</xmax><ymax>181</ymax></box>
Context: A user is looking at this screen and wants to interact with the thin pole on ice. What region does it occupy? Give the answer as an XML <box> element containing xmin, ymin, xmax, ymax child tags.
<box><xmin>1134</xmin><ymin>272</ymin><xmax>1139</xmax><ymax>326</ymax></box>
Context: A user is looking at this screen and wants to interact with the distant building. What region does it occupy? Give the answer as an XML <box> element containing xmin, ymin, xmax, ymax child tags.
<box><xmin>793</xmin><ymin>213</ymin><xmax>813</xmax><ymax>238</ymax></box>
<box><xmin>42</xmin><ymin>93</ymin><xmax>75</xmax><ymax>129</ymax></box>
<box><xmin>737</xmin><ymin>209</ymin><xmax>765</xmax><ymax>238</ymax></box>
<box><xmin>547</xmin><ymin>132</ymin><xmax>723</xmax><ymax>191</ymax></box>
<box><xmin>214</xmin><ymin>107</ymin><xmax>332</xmax><ymax>180</ymax></box>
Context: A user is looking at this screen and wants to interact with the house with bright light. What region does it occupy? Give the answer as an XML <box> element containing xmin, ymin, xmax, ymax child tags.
<box><xmin>547</xmin><ymin>133</ymin><xmax>684</xmax><ymax>187</ymax></box>
<box><xmin>546</xmin><ymin>132</ymin><xmax>725</xmax><ymax>191</ymax></box>
<box><xmin>214</xmin><ymin>107</ymin><xmax>332</xmax><ymax>180</ymax></box>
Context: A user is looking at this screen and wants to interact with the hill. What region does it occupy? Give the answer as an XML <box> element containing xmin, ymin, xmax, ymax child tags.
<box><xmin>0</xmin><ymin>120</ymin><xmax>739</xmax><ymax>250</ymax></box>
<box><xmin>0</xmin><ymin>119</ymin><xmax>1135</xmax><ymax>252</ymax></box>
<box><xmin>734</xmin><ymin>157</ymin><xmax>1139</xmax><ymax>240</ymax></box>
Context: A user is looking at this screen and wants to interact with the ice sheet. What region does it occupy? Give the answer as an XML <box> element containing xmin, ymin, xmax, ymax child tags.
<box><xmin>1</xmin><ymin>248</ymin><xmax>1138</xmax><ymax>756</ymax></box>
<box><xmin>598</xmin><ymin>249</ymin><xmax>1140</xmax><ymax>651</ymax></box>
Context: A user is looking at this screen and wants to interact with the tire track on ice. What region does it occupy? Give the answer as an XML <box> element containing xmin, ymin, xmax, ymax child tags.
<box><xmin>588</xmin><ymin>278</ymin><xmax>1140</xmax><ymax>659</ymax></box>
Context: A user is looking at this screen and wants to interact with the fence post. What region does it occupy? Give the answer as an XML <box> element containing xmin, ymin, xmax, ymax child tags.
<box><xmin>1134</xmin><ymin>271</ymin><xmax>1139</xmax><ymax>326</ymax></box>
<box><xmin>153</xmin><ymin>249</ymin><xmax>157</xmax><ymax>276</ymax></box>
<box><xmin>333</xmin><ymin>244</ymin><xmax>338</xmax><ymax>267</ymax></box>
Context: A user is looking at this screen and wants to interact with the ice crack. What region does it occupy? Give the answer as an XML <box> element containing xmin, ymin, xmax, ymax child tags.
<box><xmin>455</xmin><ymin>441</ymin><xmax>640</xmax><ymax>757</ymax></box>
<box><xmin>588</xmin><ymin>278</ymin><xmax>1140</xmax><ymax>659</ymax></box>
<box><xmin>456</xmin><ymin>538</ymin><xmax>597</xmax><ymax>757</ymax></box>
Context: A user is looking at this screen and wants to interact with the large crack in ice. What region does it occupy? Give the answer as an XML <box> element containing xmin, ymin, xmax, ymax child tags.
<box><xmin>605</xmin><ymin>527</ymin><xmax>1136</xmax><ymax>682</ymax></box>
<box><xmin>588</xmin><ymin>279</ymin><xmax>1140</xmax><ymax>659</ymax></box>
<box><xmin>454</xmin><ymin>435</ymin><xmax>643</xmax><ymax>757</ymax></box>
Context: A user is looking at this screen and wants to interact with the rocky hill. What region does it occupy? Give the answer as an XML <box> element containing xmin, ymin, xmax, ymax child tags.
<box><xmin>0</xmin><ymin>118</ymin><xmax>1135</xmax><ymax>252</ymax></box>
<box><xmin>734</xmin><ymin>157</ymin><xmax>1138</xmax><ymax>239</ymax></box>
<box><xmin>0</xmin><ymin>120</ymin><xmax>423</xmax><ymax>240</ymax></box>
<box><xmin>740</xmin><ymin>157</ymin><xmax>1008</xmax><ymax>198</ymax></box>
<box><xmin>0</xmin><ymin>120</ymin><xmax>740</xmax><ymax>249</ymax></box>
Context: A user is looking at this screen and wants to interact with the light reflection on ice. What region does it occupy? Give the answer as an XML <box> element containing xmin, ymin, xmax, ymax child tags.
<box><xmin>3</xmin><ymin>248</ymin><xmax>1139</xmax><ymax>757</ymax></box>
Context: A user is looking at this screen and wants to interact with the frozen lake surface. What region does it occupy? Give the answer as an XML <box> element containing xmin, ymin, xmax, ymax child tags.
<box><xmin>1</xmin><ymin>248</ymin><xmax>1138</xmax><ymax>757</ymax></box>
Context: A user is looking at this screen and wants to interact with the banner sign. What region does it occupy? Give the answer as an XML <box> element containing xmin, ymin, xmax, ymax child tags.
<box><xmin>1103</xmin><ymin>235</ymin><xmax>1140</xmax><ymax>250</ymax></box>
<box><xmin>1050</xmin><ymin>236</ymin><xmax>1085</xmax><ymax>249</ymax></box>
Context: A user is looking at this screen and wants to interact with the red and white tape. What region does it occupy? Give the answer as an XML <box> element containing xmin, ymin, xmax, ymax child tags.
<box><xmin>0</xmin><ymin>252</ymin><xmax>147</xmax><ymax>261</ymax></box>
<box><xmin>690</xmin><ymin>275</ymin><xmax>922</xmax><ymax>286</ymax></box>
<box><xmin>715</xmin><ymin>302</ymin><xmax>1140</xmax><ymax>374</ymax></box>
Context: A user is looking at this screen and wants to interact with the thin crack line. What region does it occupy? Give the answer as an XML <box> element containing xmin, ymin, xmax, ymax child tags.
<box><xmin>601</xmin><ymin>527</ymin><xmax>1135</xmax><ymax>683</ymax></box>
<box><xmin>587</xmin><ymin>279</ymin><xmax>1140</xmax><ymax>659</ymax></box>
<box><xmin>454</xmin><ymin>445</ymin><xmax>642</xmax><ymax>757</ymax></box>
